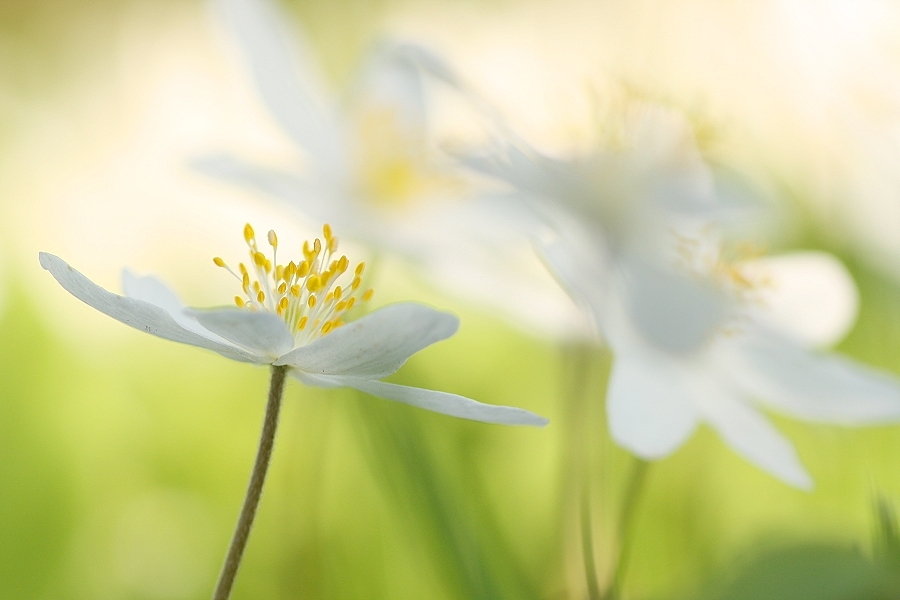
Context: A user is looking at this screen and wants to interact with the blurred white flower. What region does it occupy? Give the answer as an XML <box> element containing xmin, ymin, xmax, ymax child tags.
<box><xmin>194</xmin><ymin>0</ymin><xmax>584</xmax><ymax>340</ymax></box>
<box><xmin>464</xmin><ymin>102</ymin><xmax>900</xmax><ymax>487</ymax></box>
<box><xmin>39</xmin><ymin>224</ymin><xmax>547</xmax><ymax>427</ymax></box>
<box><xmin>546</xmin><ymin>228</ymin><xmax>900</xmax><ymax>489</ymax></box>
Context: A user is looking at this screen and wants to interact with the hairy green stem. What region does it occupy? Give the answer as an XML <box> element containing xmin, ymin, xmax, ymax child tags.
<box><xmin>212</xmin><ymin>365</ymin><xmax>288</xmax><ymax>600</ymax></box>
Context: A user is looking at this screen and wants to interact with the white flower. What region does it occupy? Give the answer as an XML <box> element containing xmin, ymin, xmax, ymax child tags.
<box><xmin>463</xmin><ymin>102</ymin><xmax>900</xmax><ymax>487</ymax></box>
<box><xmin>39</xmin><ymin>224</ymin><xmax>547</xmax><ymax>427</ymax></box>
<box><xmin>193</xmin><ymin>0</ymin><xmax>585</xmax><ymax>340</ymax></box>
<box><xmin>543</xmin><ymin>226</ymin><xmax>900</xmax><ymax>488</ymax></box>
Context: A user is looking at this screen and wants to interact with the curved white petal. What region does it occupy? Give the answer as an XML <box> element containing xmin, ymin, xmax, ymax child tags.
<box><xmin>622</xmin><ymin>258</ymin><xmax>729</xmax><ymax>354</ymax></box>
<box><xmin>740</xmin><ymin>252</ymin><xmax>859</xmax><ymax>348</ymax></box>
<box><xmin>698</xmin><ymin>390</ymin><xmax>813</xmax><ymax>490</ymax></box>
<box><xmin>40</xmin><ymin>253</ymin><xmax>264</xmax><ymax>363</ymax></box>
<box><xmin>731</xmin><ymin>332</ymin><xmax>900</xmax><ymax>424</ymax></box>
<box><xmin>300</xmin><ymin>374</ymin><xmax>548</xmax><ymax>426</ymax></box>
<box><xmin>606</xmin><ymin>352</ymin><xmax>699</xmax><ymax>459</ymax></box>
<box><xmin>215</xmin><ymin>0</ymin><xmax>346</xmax><ymax>175</ymax></box>
<box><xmin>185</xmin><ymin>308</ymin><xmax>293</xmax><ymax>359</ymax></box>
<box><xmin>122</xmin><ymin>269</ymin><xmax>223</xmax><ymax>340</ymax></box>
<box><xmin>274</xmin><ymin>303</ymin><xmax>457</xmax><ymax>377</ymax></box>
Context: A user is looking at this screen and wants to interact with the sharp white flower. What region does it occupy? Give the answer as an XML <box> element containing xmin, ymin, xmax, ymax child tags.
<box><xmin>194</xmin><ymin>0</ymin><xmax>585</xmax><ymax>340</ymax></box>
<box><xmin>39</xmin><ymin>224</ymin><xmax>547</xmax><ymax>427</ymax></box>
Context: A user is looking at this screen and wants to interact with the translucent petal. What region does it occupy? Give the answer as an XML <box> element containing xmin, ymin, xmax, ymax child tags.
<box><xmin>122</xmin><ymin>269</ymin><xmax>224</xmax><ymax>340</ymax></box>
<box><xmin>698</xmin><ymin>389</ymin><xmax>813</xmax><ymax>490</ymax></box>
<box><xmin>215</xmin><ymin>0</ymin><xmax>346</xmax><ymax>175</ymax></box>
<box><xmin>300</xmin><ymin>374</ymin><xmax>548</xmax><ymax>426</ymax></box>
<box><xmin>40</xmin><ymin>253</ymin><xmax>263</xmax><ymax>363</ymax></box>
<box><xmin>275</xmin><ymin>303</ymin><xmax>457</xmax><ymax>377</ymax></box>
<box><xmin>186</xmin><ymin>308</ymin><xmax>294</xmax><ymax>359</ymax></box>
<box><xmin>731</xmin><ymin>332</ymin><xmax>900</xmax><ymax>424</ymax></box>
<box><xmin>740</xmin><ymin>252</ymin><xmax>859</xmax><ymax>348</ymax></box>
<box><xmin>606</xmin><ymin>351</ymin><xmax>699</xmax><ymax>458</ymax></box>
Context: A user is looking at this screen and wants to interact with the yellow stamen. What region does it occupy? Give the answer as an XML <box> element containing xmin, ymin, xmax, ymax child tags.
<box><xmin>244</xmin><ymin>223</ymin><xmax>255</xmax><ymax>243</ymax></box>
<box><xmin>363</xmin><ymin>289</ymin><xmax>374</xmax><ymax>302</ymax></box>
<box><xmin>308</xmin><ymin>295</ymin><xmax>317</xmax><ymax>308</ymax></box>
<box><xmin>257</xmin><ymin>291</ymin><xmax>266</xmax><ymax>303</ymax></box>
<box><xmin>235</xmin><ymin>296</ymin><xmax>245</xmax><ymax>307</ymax></box>
<box><xmin>267</xmin><ymin>230</ymin><xmax>278</xmax><ymax>248</ymax></box>
<box><xmin>213</xmin><ymin>257</ymin><xmax>227</xmax><ymax>268</ymax></box>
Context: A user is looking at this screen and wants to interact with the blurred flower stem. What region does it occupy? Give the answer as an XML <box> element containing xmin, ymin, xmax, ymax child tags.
<box><xmin>213</xmin><ymin>364</ymin><xmax>288</xmax><ymax>600</ymax></box>
<box><xmin>604</xmin><ymin>458</ymin><xmax>649</xmax><ymax>600</ymax></box>
<box><xmin>565</xmin><ymin>343</ymin><xmax>603</xmax><ymax>600</ymax></box>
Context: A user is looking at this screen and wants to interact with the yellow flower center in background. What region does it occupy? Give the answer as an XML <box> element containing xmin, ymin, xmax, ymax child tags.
<box><xmin>214</xmin><ymin>224</ymin><xmax>374</xmax><ymax>343</ymax></box>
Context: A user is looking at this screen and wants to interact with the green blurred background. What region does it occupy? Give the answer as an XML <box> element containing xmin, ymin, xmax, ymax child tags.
<box><xmin>4</xmin><ymin>1</ymin><xmax>900</xmax><ymax>598</ymax></box>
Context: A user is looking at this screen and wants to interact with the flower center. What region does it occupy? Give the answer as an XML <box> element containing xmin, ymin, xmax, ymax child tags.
<box><xmin>213</xmin><ymin>224</ymin><xmax>374</xmax><ymax>344</ymax></box>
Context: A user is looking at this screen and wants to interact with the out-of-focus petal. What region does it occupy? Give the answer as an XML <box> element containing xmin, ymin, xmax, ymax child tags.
<box><xmin>300</xmin><ymin>373</ymin><xmax>548</xmax><ymax>426</ymax></box>
<box><xmin>698</xmin><ymin>389</ymin><xmax>813</xmax><ymax>490</ymax></box>
<box><xmin>731</xmin><ymin>332</ymin><xmax>900</xmax><ymax>424</ymax></box>
<box><xmin>622</xmin><ymin>258</ymin><xmax>729</xmax><ymax>354</ymax></box>
<box><xmin>740</xmin><ymin>252</ymin><xmax>859</xmax><ymax>348</ymax></box>
<box><xmin>606</xmin><ymin>351</ymin><xmax>699</xmax><ymax>458</ymax></box>
<box><xmin>186</xmin><ymin>308</ymin><xmax>294</xmax><ymax>359</ymax></box>
<box><xmin>214</xmin><ymin>0</ymin><xmax>346</xmax><ymax>175</ymax></box>
<box><xmin>275</xmin><ymin>303</ymin><xmax>457</xmax><ymax>377</ymax></box>
<box><xmin>40</xmin><ymin>253</ymin><xmax>263</xmax><ymax>363</ymax></box>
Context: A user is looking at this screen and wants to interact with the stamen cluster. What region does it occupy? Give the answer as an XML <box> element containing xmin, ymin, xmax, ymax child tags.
<box><xmin>214</xmin><ymin>224</ymin><xmax>373</xmax><ymax>343</ymax></box>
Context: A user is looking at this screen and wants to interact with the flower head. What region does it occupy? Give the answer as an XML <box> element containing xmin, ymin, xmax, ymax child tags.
<box><xmin>39</xmin><ymin>224</ymin><xmax>548</xmax><ymax>427</ymax></box>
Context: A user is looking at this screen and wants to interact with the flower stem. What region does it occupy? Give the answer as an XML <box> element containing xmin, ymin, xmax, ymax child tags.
<box><xmin>604</xmin><ymin>458</ymin><xmax>649</xmax><ymax>600</ymax></box>
<box><xmin>212</xmin><ymin>364</ymin><xmax>288</xmax><ymax>600</ymax></box>
<box><xmin>580</xmin><ymin>467</ymin><xmax>603</xmax><ymax>600</ymax></box>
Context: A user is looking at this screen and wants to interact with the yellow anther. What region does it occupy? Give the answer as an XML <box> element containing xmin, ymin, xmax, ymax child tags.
<box><xmin>297</xmin><ymin>261</ymin><xmax>310</xmax><ymax>277</ymax></box>
<box><xmin>323</xmin><ymin>223</ymin><xmax>333</xmax><ymax>240</ymax></box>
<box><xmin>322</xmin><ymin>322</ymin><xmax>333</xmax><ymax>334</ymax></box>
<box><xmin>257</xmin><ymin>290</ymin><xmax>266</xmax><ymax>303</ymax></box>
<box><xmin>277</xmin><ymin>282</ymin><xmax>287</xmax><ymax>294</ymax></box>
<box><xmin>351</xmin><ymin>277</ymin><xmax>361</xmax><ymax>290</ymax></box>
<box><xmin>213</xmin><ymin>257</ymin><xmax>227</xmax><ymax>268</ymax></box>
<box><xmin>297</xmin><ymin>316</ymin><xmax>308</xmax><ymax>330</ymax></box>
<box><xmin>355</xmin><ymin>262</ymin><xmax>365</xmax><ymax>276</ymax></box>
<box><xmin>267</xmin><ymin>230</ymin><xmax>278</xmax><ymax>247</ymax></box>
<box><xmin>278</xmin><ymin>297</ymin><xmax>289</xmax><ymax>312</ymax></box>
<box><xmin>276</xmin><ymin>265</ymin><xmax>284</xmax><ymax>280</ymax></box>
<box><xmin>253</xmin><ymin>281</ymin><xmax>261</xmax><ymax>293</ymax></box>
<box><xmin>338</xmin><ymin>256</ymin><xmax>349</xmax><ymax>273</ymax></box>
<box><xmin>313</xmin><ymin>238</ymin><xmax>322</xmax><ymax>254</ymax></box>
<box><xmin>303</xmin><ymin>240</ymin><xmax>311</xmax><ymax>256</ymax></box>
<box><xmin>239</xmin><ymin>263</ymin><xmax>248</xmax><ymax>276</ymax></box>
<box><xmin>346</xmin><ymin>297</ymin><xmax>355</xmax><ymax>309</ymax></box>
<box><xmin>235</xmin><ymin>296</ymin><xmax>245</xmax><ymax>307</ymax></box>
<box><xmin>285</xmin><ymin>262</ymin><xmax>296</xmax><ymax>280</ymax></box>
<box><xmin>336</xmin><ymin>300</ymin><xmax>347</xmax><ymax>311</ymax></box>
<box><xmin>363</xmin><ymin>289</ymin><xmax>374</xmax><ymax>302</ymax></box>
<box><xmin>244</xmin><ymin>223</ymin><xmax>255</xmax><ymax>242</ymax></box>
<box><xmin>334</xmin><ymin>285</ymin><xmax>342</xmax><ymax>300</ymax></box>
<box><xmin>264</xmin><ymin>259</ymin><xmax>272</xmax><ymax>273</ymax></box>
<box><xmin>325</xmin><ymin>292</ymin><xmax>334</xmax><ymax>303</ymax></box>
<box><xmin>306</xmin><ymin>275</ymin><xmax>320</xmax><ymax>292</ymax></box>
<box><xmin>242</xmin><ymin>273</ymin><xmax>250</xmax><ymax>289</ymax></box>
<box><xmin>290</xmin><ymin>285</ymin><xmax>301</xmax><ymax>297</ymax></box>
<box><xmin>328</xmin><ymin>236</ymin><xmax>339</xmax><ymax>252</ymax></box>
<box><xmin>308</xmin><ymin>295</ymin><xmax>317</xmax><ymax>308</ymax></box>
<box><xmin>253</xmin><ymin>252</ymin><xmax>267</xmax><ymax>267</ymax></box>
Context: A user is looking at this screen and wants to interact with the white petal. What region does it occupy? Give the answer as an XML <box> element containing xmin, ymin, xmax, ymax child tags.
<box><xmin>215</xmin><ymin>0</ymin><xmax>346</xmax><ymax>174</ymax></box>
<box><xmin>39</xmin><ymin>253</ymin><xmax>264</xmax><ymax>363</ymax></box>
<box><xmin>349</xmin><ymin>43</ymin><xmax>426</xmax><ymax>136</ymax></box>
<box><xmin>606</xmin><ymin>351</ymin><xmax>699</xmax><ymax>459</ymax></box>
<box><xmin>731</xmin><ymin>332</ymin><xmax>900</xmax><ymax>424</ymax></box>
<box><xmin>122</xmin><ymin>269</ymin><xmax>222</xmax><ymax>339</ymax></box>
<box><xmin>300</xmin><ymin>374</ymin><xmax>548</xmax><ymax>426</ymax></box>
<box><xmin>274</xmin><ymin>303</ymin><xmax>457</xmax><ymax>377</ymax></box>
<box><xmin>699</xmin><ymin>391</ymin><xmax>813</xmax><ymax>490</ymax></box>
<box><xmin>185</xmin><ymin>308</ymin><xmax>293</xmax><ymax>359</ymax></box>
<box><xmin>740</xmin><ymin>252</ymin><xmax>859</xmax><ymax>348</ymax></box>
<box><xmin>622</xmin><ymin>258</ymin><xmax>730</xmax><ymax>354</ymax></box>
